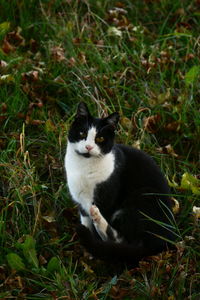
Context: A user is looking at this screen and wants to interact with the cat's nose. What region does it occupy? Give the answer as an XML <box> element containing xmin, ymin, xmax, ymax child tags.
<box><xmin>85</xmin><ymin>145</ymin><xmax>93</xmax><ymax>151</ymax></box>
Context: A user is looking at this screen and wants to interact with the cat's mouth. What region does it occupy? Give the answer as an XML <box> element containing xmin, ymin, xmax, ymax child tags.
<box><xmin>75</xmin><ymin>149</ymin><xmax>102</xmax><ymax>158</ymax></box>
<box><xmin>75</xmin><ymin>150</ymin><xmax>92</xmax><ymax>158</ymax></box>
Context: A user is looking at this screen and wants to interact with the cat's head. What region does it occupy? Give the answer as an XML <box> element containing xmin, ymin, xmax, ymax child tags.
<box><xmin>68</xmin><ymin>102</ymin><xmax>119</xmax><ymax>158</ymax></box>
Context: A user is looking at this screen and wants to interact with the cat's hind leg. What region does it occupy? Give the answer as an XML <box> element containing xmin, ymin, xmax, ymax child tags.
<box><xmin>90</xmin><ymin>205</ymin><xmax>122</xmax><ymax>242</ymax></box>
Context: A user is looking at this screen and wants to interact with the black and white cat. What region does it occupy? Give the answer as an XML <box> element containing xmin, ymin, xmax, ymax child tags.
<box><xmin>65</xmin><ymin>102</ymin><xmax>176</xmax><ymax>264</ymax></box>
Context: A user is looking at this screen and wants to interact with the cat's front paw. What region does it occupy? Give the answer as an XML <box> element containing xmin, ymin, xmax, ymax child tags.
<box><xmin>90</xmin><ymin>205</ymin><xmax>101</xmax><ymax>224</ymax></box>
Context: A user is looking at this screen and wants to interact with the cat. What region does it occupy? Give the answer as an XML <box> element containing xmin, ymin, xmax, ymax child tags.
<box><xmin>64</xmin><ymin>102</ymin><xmax>176</xmax><ymax>265</ymax></box>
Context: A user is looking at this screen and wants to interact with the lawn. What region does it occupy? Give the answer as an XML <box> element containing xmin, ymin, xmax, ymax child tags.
<box><xmin>0</xmin><ymin>0</ymin><xmax>200</xmax><ymax>299</ymax></box>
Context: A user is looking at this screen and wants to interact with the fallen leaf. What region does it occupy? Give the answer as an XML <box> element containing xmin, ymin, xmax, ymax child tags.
<box><xmin>171</xmin><ymin>197</ymin><xmax>180</xmax><ymax>214</ymax></box>
<box><xmin>132</xmin><ymin>140</ymin><xmax>141</xmax><ymax>149</ymax></box>
<box><xmin>143</xmin><ymin>114</ymin><xmax>161</xmax><ymax>133</ymax></box>
<box><xmin>68</xmin><ymin>56</ymin><xmax>76</xmax><ymax>67</ymax></box>
<box><xmin>157</xmin><ymin>144</ymin><xmax>178</xmax><ymax>157</ymax></box>
<box><xmin>6</xmin><ymin>27</ymin><xmax>25</xmax><ymax>47</ymax></box>
<box><xmin>42</xmin><ymin>215</ymin><xmax>56</xmax><ymax>223</ymax></box>
<box><xmin>51</xmin><ymin>45</ymin><xmax>66</xmax><ymax>62</ymax></box>
<box><xmin>1</xmin><ymin>103</ymin><xmax>7</xmax><ymax>112</ymax></box>
<box><xmin>0</xmin><ymin>21</ymin><xmax>10</xmax><ymax>35</ymax></box>
<box><xmin>2</xmin><ymin>39</ymin><xmax>16</xmax><ymax>53</ymax></box>
<box><xmin>39</xmin><ymin>254</ymin><xmax>47</xmax><ymax>265</ymax></box>
<box><xmin>29</xmin><ymin>38</ymin><xmax>39</xmax><ymax>53</ymax></box>
<box><xmin>0</xmin><ymin>60</ymin><xmax>8</xmax><ymax>69</ymax></box>
<box><xmin>95</xmin><ymin>39</ymin><xmax>104</xmax><ymax>48</ymax></box>
<box><xmin>121</xmin><ymin>116</ymin><xmax>132</xmax><ymax>129</ymax></box>
<box><xmin>107</xmin><ymin>26</ymin><xmax>122</xmax><ymax>38</ymax></box>
<box><xmin>45</xmin><ymin>119</ymin><xmax>56</xmax><ymax>132</ymax></box>
<box><xmin>22</xmin><ymin>70</ymin><xmax>39</xmax><ymax>82</ymax></box>
<box><xmin>181</xmin><ymin>172</ymin><xmax>200</xmax><ymax>195</ymax></box>
<box><xmin>193</xmin><ymin>206</ymin><xmax>200</xmax><ymax>218</ymax></box>
<box><xmin>0</xmin><ymin>74</ymin><xmax>15</xmax><ymax>84</ymax></box>
<box><xmin>78</xmin><ymin>52</ymin><xmax>87</xmax><ymax>64</ymax></box>
<box><xmin>165</xmin><ymin>121</ymin><xmax>181</xmax><ymax>132</ymax></box>
<box><xmin>54</xmin><ymin>75</ymin><xmax>66</xmax><ymax>83</ymax></box>
<box><xmin>168</xmin><ymin>296</ymin><xmax>176</xmax><ymax>300</ymax></box>
<box><xmin>184</xmin><ymin>53</ymin><xmax>195</xmax><ymax>62</ymax></box>
<box><xmin>27</xmin><ymin>119</ymin><xmax>45</xmax><ymax>125</ymax></box>
<box><xmin>157</xmin><ymin>88</ymin><xmax>171</xmax><ymax>103</ymax></box>
<box><xmin>81</xmin><ymin>261</ymin><xmax>94</xmax><ymax>274</ymax></box>
<box><xmin>72</xmin><ymin>37</ymin><xmax>81</xmax><ymax>45</ymax></box>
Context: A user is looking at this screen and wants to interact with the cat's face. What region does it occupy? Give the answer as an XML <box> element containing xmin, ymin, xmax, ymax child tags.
<box><xmin>68</xmin><ymin>102</ymin><xmax>119</xmax><ymax>158</ymax></box>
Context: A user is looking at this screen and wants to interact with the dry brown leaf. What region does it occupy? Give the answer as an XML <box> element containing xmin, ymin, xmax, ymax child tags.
<box><xmin>1</xmin><ymin>102</ymin><xmax>7</xmax><ymax>112</ymax></box>
<box><xmin>7</xmin><ymin>27</ymin><xmax>25</xmax><ymax>47</ymax></box>
<box><xmin>2</xmin><ymin>27</ymin><xmax>25</xmax><ymax>54</ymax></box>
<box><xmin>51</xmin><ymin>45</ymin><xmax>66</xmax><ymax>62</ymax></box>
<box><xmin>165</xmin><ymin>121</ymin><xmax>181</xmax><ymax>132</ymax></box>
<box><xmin>54</xmin><ymin>75</ymin><xmax>66</xmax><ymax>83</ymax></box>
<box><xmin>68</xmin><ymin>56</ymin><xmax>76</xmax><ymax>67</ymax></box>
<box><xmin>157</xmin><ymin>144</ymin><xmax>178</xmax><ymax>157</ymax></box>
<box><xmin>78</xmin><ymin>52</ymin><xmax>87</xmax><ymax>64</ymax></box>
<box><xmin>72</xmin><ymin>37</ymin><xmax>81</xmax><ymax>45</ymax></box>
<box><xmin>29</xmin><ymin>119</ymin><xmax>45</xmax><ymax>126</ymax></box>
<box><xmin>22</xmin><ymin>70</ymin><xmax>39</xmax><ymax>82</ymax></box>
<box><xmin>95</xmin><ymin>39</ymin><xmax>104</xmax><ymax>47</ymax></box>
<box><xmin>143</xmin><ymin>114</ymin><xmax>161</xmax><ymax>133</ymax></box>
<box><xmin>2</xmin><ymin>39</ymin><xmax>16</xmax><ymax>53</ymax></box>
<box><xmin>39</xmin><ymin>254</ymin><xmax>47</xmax><ymax>265</ymax></box>
<box><xmin>29</xmin><ymin>38</ymin><xmax>39</xmax><ymax>53</ymax></box>
<box><xmin>0</xmin><ymin>60</ymin><xmax>8</xmax><ymax>68</ymax></box>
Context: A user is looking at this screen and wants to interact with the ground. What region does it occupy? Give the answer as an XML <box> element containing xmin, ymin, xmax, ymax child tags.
<box><xmin>0</xmin><ymin>0</ymin><xmax>200</xmax><ymax>299</ymax></box>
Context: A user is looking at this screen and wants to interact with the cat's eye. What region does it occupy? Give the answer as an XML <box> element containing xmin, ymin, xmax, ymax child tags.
<box><xmin>80</xmin><ymin>131</ymin><xmax>87</xmax><ymax>138</ymax></box>
<box><xmin>95</xmin><ymin>136</ymin><xmax>104</xmax><ymax>143</ymax></box>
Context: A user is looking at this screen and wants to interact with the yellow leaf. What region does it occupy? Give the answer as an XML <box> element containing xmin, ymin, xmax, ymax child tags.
<box><xmin>171</xmin><ymin>197</ymin><xmax>180</xmax><ymax>214</ymax></box>
<box><xmin>121</xmin><ymin>116</ymin><xmax>132</xmax><ymax>129</ymax></box>
<box><xmin>42</xmin><ymin>215</ymin><xmax>56</xmax><ymax>223</ymax></box>
<box><xmin>81</xmin><ymin>261</ymin><xmax>94</xmax><ymax>274</ymax></box>
<box><xmin>181</xmin><ymin>172</ymin><xmax>200</xmax><ymax>195</ymax></box>
<box><xmin>157</xmin><ymin>88</ymin><xmax>171</xmax><ymax>104</ymax></box>
<box><xmin>45</xmin><ymin>119</ymin><xmax>56</xmax><ymax>132</ymax></box>
<box><xmin>0</xmin><ymin>74</ymin><xmax>14</xmax><ymax>84</ymax></box>
<box><xmin>167</xmin><ymin>176</ymin><xmax>179</xmax><ymax>188</ymax></box>
<box><xmin>0</xmin><ymin>22</ymin><xmax>10</xmax><ymax>35</ymax></box>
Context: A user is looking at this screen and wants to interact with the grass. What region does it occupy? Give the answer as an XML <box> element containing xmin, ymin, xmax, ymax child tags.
<box><xmin>0</xmin><ymin>0</ymin><xmax>200</xmax><ymax>298</ymax></box>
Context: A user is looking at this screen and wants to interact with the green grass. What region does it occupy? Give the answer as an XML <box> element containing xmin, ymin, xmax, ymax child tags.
<box><xmin>0</xmin><ymin>0</ymin><xmax>200</xmax><ymax>298</ymax></box>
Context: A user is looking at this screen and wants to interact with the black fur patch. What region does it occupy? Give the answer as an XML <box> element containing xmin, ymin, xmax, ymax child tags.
<box><xmin>106</xmin><ymin>224</ymin><xmax>116</xmax><ymax>241</ymax></box>
<box><xmin>78</xmin><ymin>205</ymin><xmax>89</xmax><ymax>217</ymax></box>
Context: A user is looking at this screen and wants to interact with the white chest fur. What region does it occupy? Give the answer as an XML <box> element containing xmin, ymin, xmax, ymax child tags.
<box><xmin>65</xmin><ymin>142</ymin><xmax>115</xmax><ymax>214</ymax></box>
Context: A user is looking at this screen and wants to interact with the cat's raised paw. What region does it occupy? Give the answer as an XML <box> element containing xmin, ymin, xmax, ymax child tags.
<box><xmin>90</xmin><ymin>205</ymin><xmax>101</xmax><ymax>223</ymax></box>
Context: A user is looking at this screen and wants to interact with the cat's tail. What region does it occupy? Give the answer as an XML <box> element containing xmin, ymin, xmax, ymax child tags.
<box><xmin>76</xmin><ymin>225</ymin><xmax>164</xmax><ymax>265</ymax></box>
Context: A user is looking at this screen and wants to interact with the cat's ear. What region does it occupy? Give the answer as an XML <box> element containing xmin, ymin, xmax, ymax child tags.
<box><xmin>106</xmin><ymin>112</ymin><xmax>119</xmax><ymax>128</ymax></box>
<box><xmin>76</xmin><ymin>102</ymin><xmax>90</xmax><ymax>118</ymax></box>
